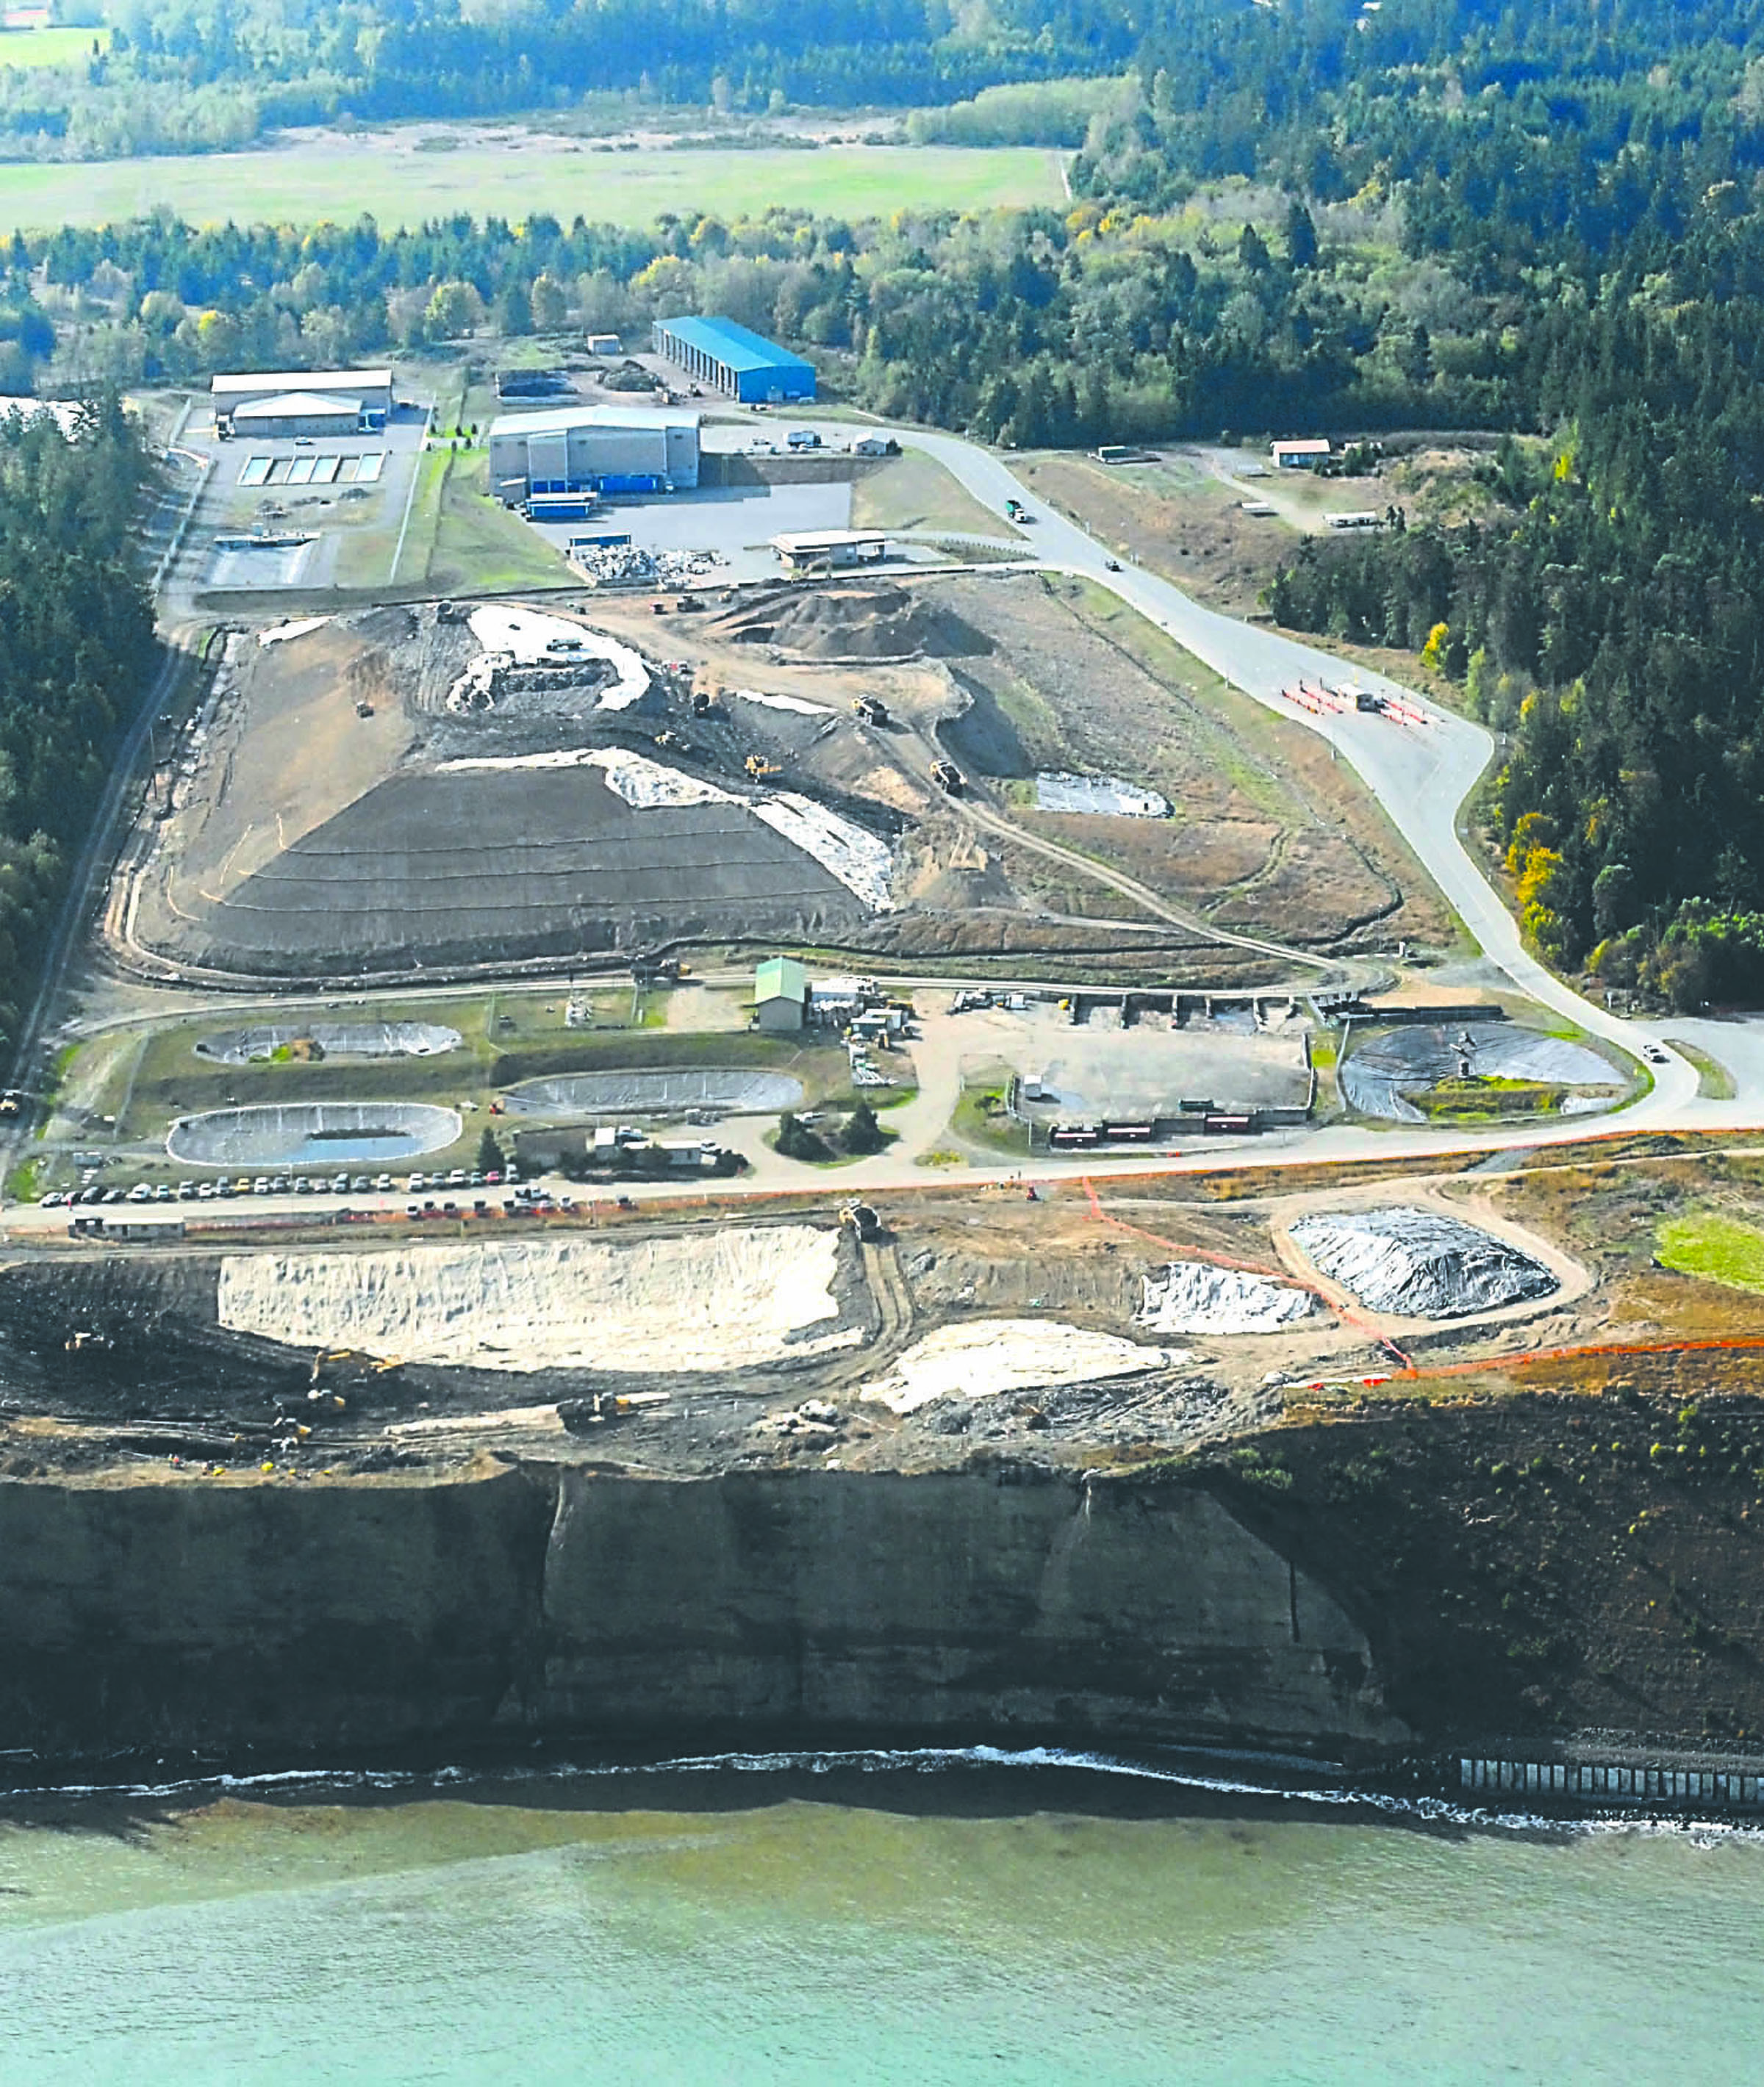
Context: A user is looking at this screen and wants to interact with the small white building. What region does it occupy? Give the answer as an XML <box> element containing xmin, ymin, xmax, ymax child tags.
<box><xmin>1270</xmin><ymin>438</ymin><xmax>1332</xmax><ymax>470</ymax></box>
<box><xmin>771</xmin><ymin>529</ymin><xmax>887</xmax><ymax>573</ymax></box>
<box><xmin>755</xmin><ymin>956</ymin><xmax>808</xmax><ymax>1033</ymax></box>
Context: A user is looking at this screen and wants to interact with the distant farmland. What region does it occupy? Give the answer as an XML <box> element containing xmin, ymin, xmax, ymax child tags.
<box><xmin>0</xmin><ymin>132</ymin><xmax>1069</xmax><ymax>232</ymax></box>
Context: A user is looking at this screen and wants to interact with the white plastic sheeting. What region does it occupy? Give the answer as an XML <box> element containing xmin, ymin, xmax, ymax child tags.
<box><xmin>731</xmin><ymin>688</ymin><xmax>835</xmax><ymax>717</ymax></box>
<box><xmin>1288</xmin><ymin>1207</ymin><xmax>1558</xmax><ymax>1319</ymax></box>
<box><xmin>861</xmin><ymin>1319</ymin><xmax>1180</xmax><ymax>1415</ymax></box>
<box><xmin>257</xmin><ymin>617</ymin><xmax>331</xmax><ymax>648</ymax></box>
<box><xmin>1036</xmin><ymin>772</ymin><xmax>1169</xmax><ymax>819</ymax></box>
<box><xmin>755</xmin><ymin>794</ymin><xmax>894</xmax><ymax>912</ymax></box>
<box><xmin>464</xmin><ymin>606</ymin><xmax>650</xmax><ymax>710</ymax></box>
<box><xmin>1137</xmin><ymin>1262</ymin><xmax>1319</xmax><ymax>1335</ymax></box>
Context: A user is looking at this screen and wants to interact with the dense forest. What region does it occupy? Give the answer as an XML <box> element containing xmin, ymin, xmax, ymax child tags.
<box><xmin>0</xmin><ymin>398</ymin><xmax>155</xmax><ymax>1057</ymax></box>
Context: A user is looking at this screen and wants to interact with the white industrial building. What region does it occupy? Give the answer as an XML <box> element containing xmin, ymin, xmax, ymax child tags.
<box><xmin>212</xmin><ymin>368</ymin><xmax>392</xmax><ymax>434</ymax></box>
<box><xmin>488</xmin><ymin>403</ymin><xmax>701</xmax><ymax>505</ymax></box>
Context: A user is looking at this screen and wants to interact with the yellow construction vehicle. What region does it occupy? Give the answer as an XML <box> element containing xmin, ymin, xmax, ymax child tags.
<box><xmin>745</xmin><ymin>754</ymin><xmax>781</xmax><ymax>780</ymax></box>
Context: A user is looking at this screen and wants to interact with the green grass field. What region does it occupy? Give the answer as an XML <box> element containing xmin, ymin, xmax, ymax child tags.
<box><xmin>1657</xmin><ymin>1210</ymin><xmax>1764</xmax><ymax>1293</ymax></box>
<box><xmin>0</xmin><ymin>134</ymin><xmax>1067</xmax><ymax>233</ymax></box>
<box><xmin>0</xmin><ymin>25</ymin><xmax>107</xmax><ymax>70</ymax></box>
<box><xmin>850</xmin><ymin>449</ymin><xmax>1005</xmax><ymax>538</ymax></box>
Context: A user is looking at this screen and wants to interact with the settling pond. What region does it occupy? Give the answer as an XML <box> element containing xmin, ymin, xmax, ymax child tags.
<box><xmin>502</xmin><ymin>1069</ymin><xmax>804</xmax><ymax>1118</ymax></box>
<box><xmin>1341</xmin><ymin>1021</ymin><xmax>1618</xmax><ymax>1122</ymax></box>
<box><xmin>167</xmin><ymin>1102</ymin><xmax>462</xmax><ymax>1168</ymax></box>
<box><xmin>195</xmin><ymin>1021</ymin><xmax>462</xmax><ymax>1065</ymax></box>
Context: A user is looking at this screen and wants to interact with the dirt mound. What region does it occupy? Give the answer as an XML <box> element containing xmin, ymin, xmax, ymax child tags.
<box><xmin>732</xmin><ymin>586</ymin><xmax>992</xmax><ymax>662</ymax></box>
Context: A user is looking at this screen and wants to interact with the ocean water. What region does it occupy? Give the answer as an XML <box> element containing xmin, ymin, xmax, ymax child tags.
<box><xmin>0</xmin><ymin>1753</ymin><xmax>1759</xmax><ymax>2085</ymax></box>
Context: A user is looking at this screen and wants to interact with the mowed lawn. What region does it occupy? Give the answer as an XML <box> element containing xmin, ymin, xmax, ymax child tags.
<box><xmin>1657</xmin><ymin>1210</ymin><xmax>1764</xmax><ymax>1293</ymax></box>
<box><xmin>0</xmin><ymin>25</ymin><xmax>107</xmax><ymax>68</ymax></box>
<box><xmin>0</xmin><ymin>133</ymin><xmax>1068</xmax><ymax>232</ymax></box>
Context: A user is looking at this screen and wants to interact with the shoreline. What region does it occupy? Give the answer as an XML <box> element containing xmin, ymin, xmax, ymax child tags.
<box><xmin>4</xmin><ymin>1737</ymin><xmax>1763</xmax><ymax>1838</ymax></box>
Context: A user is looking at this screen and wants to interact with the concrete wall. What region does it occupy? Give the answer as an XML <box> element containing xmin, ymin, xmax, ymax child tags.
<box><xmin>0</xmin><ymin>1461</ymin><xmax>1408</xmax><ymax>1770</ymax></box>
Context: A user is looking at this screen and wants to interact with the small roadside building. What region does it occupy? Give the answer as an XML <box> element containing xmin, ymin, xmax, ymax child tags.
<box><xmin>770</xmin><ymin>529</ymin><xmax>887</xmax><ymax>574</ymax></box>
<box><xmin>754</xmin><ymin>956</ymin><xmax>808</xmax><ymax>1032</ymax></box>
<box><xmin>653</xmin><ymin>315</ymin><xmax>817</xmax><ymax>403</ymax></box>
<box><xmin>1270</xmin><ymin>438</ymin><xmax>1332</xmax><ymax>470</ymax></box>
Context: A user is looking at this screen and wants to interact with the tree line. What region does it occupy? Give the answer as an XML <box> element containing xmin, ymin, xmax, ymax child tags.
<box><xmin>0</xmin><ymin>396</ymin><xmax>155</xmax><ymax>1057</ymax></box>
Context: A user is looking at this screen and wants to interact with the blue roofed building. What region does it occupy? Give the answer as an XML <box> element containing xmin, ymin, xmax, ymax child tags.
<box><xmin>653</xmin><ymin>315</ymin><xmax>817</xmax><ymax>403</ymax></box>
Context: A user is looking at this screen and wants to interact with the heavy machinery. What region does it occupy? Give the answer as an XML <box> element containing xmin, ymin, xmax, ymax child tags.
<box><xmin>655</xmin><ymin>729</ymin><xmax>689</xmax><ymax>753</ymax></box>
<box><xmin>745</xmin><ymin>753</ymin><xmax>781</xmax><ymax>780</ymax></box>
<box><xmin>931</xmin><ymin>758</ymin><xmax>965</xmax><ymax>794</ymax></box>
<box><xmin>852</xmin><ymin>696</ymin><xmax>889</xmax><ymax>725</ymax></box>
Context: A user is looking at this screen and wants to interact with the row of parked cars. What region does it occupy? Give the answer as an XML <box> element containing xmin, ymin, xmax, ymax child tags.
<box><xmin>41</xmin><ymin>1165</ymin><xmax>521</xmax><ymax>1208</ymax></box>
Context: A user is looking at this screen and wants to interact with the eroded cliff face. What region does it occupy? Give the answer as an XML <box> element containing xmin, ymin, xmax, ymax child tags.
<box><xmin>0</xmin><ymin>1458</ymin><xmax>1408</xmax><ymax>1770</ymax></box>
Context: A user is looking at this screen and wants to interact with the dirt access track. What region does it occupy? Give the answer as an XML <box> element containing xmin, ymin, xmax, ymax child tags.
<box><xmin>112</xmin><ymin>570</ymin><xmax>1448</xmax><ymax>991</ymax></box>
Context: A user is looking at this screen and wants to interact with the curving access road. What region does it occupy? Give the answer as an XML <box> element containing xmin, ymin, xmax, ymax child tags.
<box><xmin>789</xmin><ymin>416</ymin><xmax>1764</xmax><ymax>1134</ymax></box>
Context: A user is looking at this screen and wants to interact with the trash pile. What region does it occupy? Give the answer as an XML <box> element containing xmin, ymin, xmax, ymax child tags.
<box><xmin>1289</xmin><ymin>1207</ymin><xmax>1557</xmax><ymax>1318</ymax></box>
<box><xmin>572</xmin><ymin>543</ymin><xmax>720</xmax><ymax>588</ymax></box>
<box><xmin>1137</xmin><ymin>1261</ymin><xmax>1319</xmax><ymax>1335</ymax></box>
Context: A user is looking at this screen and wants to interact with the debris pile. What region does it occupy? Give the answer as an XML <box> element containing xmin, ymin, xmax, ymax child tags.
<box><xmin>572</xmin><ymin>543</ymin><xmax>717</xmax><ymax>588</ymax></box>
<box><xmin>1137</xmin><ymin>1262</ymin><xmax>1319</xmax><ymax>1335</ymax></box>
<box><xmin>1288</xmin><ymin>1207</ymin><xmax>1557</xmax><ymax>1318</ymax></box>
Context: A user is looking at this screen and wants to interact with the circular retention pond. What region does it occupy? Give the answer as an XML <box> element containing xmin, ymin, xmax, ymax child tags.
<box><xmin>167</xmin><ymin>1102</ymin><xmax>462</xmax><ymax>1168</ymax></box>
<box><xmin>194</xmin><ymin>1021</ymin><xmax>462</xmax><ymax>1065</ymax></box>
<box><xmin>1341</xmin><ymin>1022</ymin><xmax>1617</xmax><ymax>1122</ymax></box>
<box><xmin>502</xmin><ymin>1069</ymin><xmax>805</xmax><ymax>1119</ymax></box>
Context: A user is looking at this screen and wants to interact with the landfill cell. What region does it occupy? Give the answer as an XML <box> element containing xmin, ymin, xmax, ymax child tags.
<box><xmin>167</xmin><ymin>765</ymin><xmax>868</xmax><ymax>976</ymax></box>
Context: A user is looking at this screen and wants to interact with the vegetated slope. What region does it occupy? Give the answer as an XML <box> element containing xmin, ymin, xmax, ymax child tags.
<box><xmin>0</xmin><ymin>396</ymin><xmax>154</xmax><ymax>1052</ymax></box>
<box><xmin>1194</xmin><ymin>1391</ymin><xmax>1764</xmax><ymax>1751</ymax></box>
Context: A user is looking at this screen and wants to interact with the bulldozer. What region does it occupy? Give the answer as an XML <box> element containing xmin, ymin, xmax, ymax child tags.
<box><xmin>745</xmin><ymin>753</ymin><xmax>781</xmax><ymax>780</ymax></box>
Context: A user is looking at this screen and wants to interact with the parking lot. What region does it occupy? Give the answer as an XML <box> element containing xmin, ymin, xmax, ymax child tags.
<box><xmin>523</xmin><ymin>477</ymin><xmax>853</xmax><ymax>584</ymax></box>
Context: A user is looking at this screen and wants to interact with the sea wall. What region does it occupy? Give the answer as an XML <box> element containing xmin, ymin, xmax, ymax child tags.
<box><xmin>0</xmin><ymin>1459</ymin><xmax>1409</xmax><ymax>1770</ymax></box>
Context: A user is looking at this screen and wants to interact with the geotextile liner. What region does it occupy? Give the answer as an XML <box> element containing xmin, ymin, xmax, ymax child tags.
<box><xmin>1288</xmin><ymin>1207</ymin><xmax>1558</xmax><ymax>1320</ymax></box>
<box><xmin>1341</xmin><ymin>1023</ymin><xmax>1616</xmax><ymax>1123</ymax></box>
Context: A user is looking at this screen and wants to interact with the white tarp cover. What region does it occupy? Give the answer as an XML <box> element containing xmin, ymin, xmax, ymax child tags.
<box><xmin>861</xmin><ymin>1318</ymin><xmax>1180</xmax><ymax>1415</ymax></box>
<box><xmin>1137</xmin><ymin>1262</ymin><xmax>1319</xmax><ymax>1335</ymax></box>
<box><xmin>465</xmin><ymin>606</ymin><xmax>650</xmax><ymax>710</ymax></box>
<box><xmin>1036</xmin><ymin>772</ymin><xmax>1169</xmax><ymax>819</ymax></box>
<box><xmin>1288</xmin><ymin>1207</ymin><xmax>1558</xmax><ymax>1319</ymax></box>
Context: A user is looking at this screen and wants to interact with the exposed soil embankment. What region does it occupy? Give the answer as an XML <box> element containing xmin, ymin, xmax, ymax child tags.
<box><xmin>0</xmin><ymin>1457</ymin><xmax>1404</xmax><ymax>1770</ymax></box>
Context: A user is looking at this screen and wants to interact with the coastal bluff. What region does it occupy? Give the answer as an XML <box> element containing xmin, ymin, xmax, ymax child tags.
<box><xmin>0</xmin><ymin>1458</ymin><xmax>1407</xmax><ymax>1770</ymax></box>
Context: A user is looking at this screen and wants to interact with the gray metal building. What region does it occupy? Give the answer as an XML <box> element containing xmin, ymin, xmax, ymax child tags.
<box><xmin>488</xmin><ymin>404</ymin><xmax>701</xmax><ymax>504</ymax></box>
<box><xmin>212</xmin><ymin>367</ymin><xmax>393</xmax><ymax>431</ymax></box>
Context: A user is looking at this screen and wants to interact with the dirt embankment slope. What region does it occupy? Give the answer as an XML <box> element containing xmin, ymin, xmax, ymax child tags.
<box><xmin>1197</xmin><ymin>1388</ymin><xmax>1764</xmax><ymax>1752</ymax></box>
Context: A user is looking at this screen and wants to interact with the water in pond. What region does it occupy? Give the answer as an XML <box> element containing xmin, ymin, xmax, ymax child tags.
<box><xmin>166</xmin><ymin>1101</ymin><xmax>461</xmax><ymax>1168</ymax></box>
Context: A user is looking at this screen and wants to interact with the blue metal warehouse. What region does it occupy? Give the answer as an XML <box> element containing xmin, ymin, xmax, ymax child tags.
<box><xmin>652</xmin><ymin>315</ymin><xmax>817</xmax><ymax>403</ymax></box>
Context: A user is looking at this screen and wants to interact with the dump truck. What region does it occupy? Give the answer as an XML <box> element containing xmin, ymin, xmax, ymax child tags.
<box><xmin>931</xmin><ymin>758</ymin><xmax>965</xmax><ymax>794</ymax></box>
<box><xmin>853</xmin><ymin>696</ymin><xmax>889</xmax><ymax>725</ymax></box>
